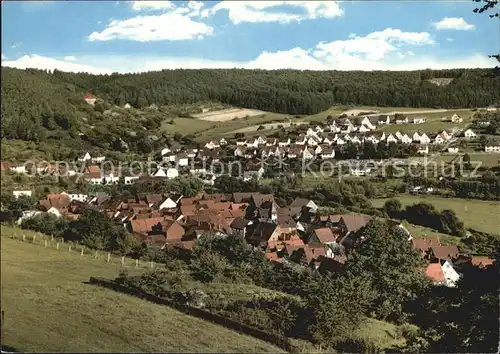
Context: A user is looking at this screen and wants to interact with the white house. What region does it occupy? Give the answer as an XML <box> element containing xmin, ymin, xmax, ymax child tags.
<box><xmin>450</xmin><ymin>114</ymin><xmax>463</xmax><ymax>123</ymax></box>
<box><xmin>124</xmin><ymin>103</ymin><xmax>132</xmax><ymax>109</ymax></box>
<box><xmin>78</xmin><ymin>152</ymin><xmax>92</xmax><ymax>162</ymax></box>
<box><xmin>314</xmin><ymin>125</ymin><xmax>325</xmax><ymax>133</ymax></box>
<box><xmin>153</xmin><ymin>168</ymin><xmax>167</xmax><ymax>178</ymax></box>
<box><xmin>485</xmin><ymin>144</ymin><xmax>500</xmax><ymax>153</ymax></box>
<box><xmin>12</xmin><ymin>190</ymin><xmax>32</xmax><ymax>199</ymax></box>
<box><xmin>124</xmin><ymin>176</ymin><xmax>140</xmax><ymax>184</ymax></box>
<box><xmin>350</xmin><ymin>167</ymin><xmax>372</xmax><ymax>176</ymax></box>
<box><xmin>441</xmin><ymin>260</ymin><xmax>460</xmax><ymax>288</ymax></box>
<box><xmin>84</xmin><ymin>93</ymin><xmax>97</xmax><ymax>105</ymax></box>
<box><xmin>412</xmin><ymin>132</ymin><xmax>422</xmax><ymax>142</ymax></box>
<box><xmin>91</xmin><ymin>156</ymin><xmax>106</xmax><ymax>163</ymax></box>
<box><xmin>68</xmin><ymin>193</ymin><xmax>88</xmax><ymax>202</ymax></box>
<box><xmin>321</xmin><ymin>148</ymin><xmax>335</xmax><ymax>159</ymax></box>
<box><xmin>447</xmin><ymin>147</ymin><xmax>459</xmax><ymax>153</ymax></box>
<box><xmin>419</xmin><ymin>133</ymin><xmax>431</xmax><ymax>144</ymax></box>
<box><xmin>204</xmin><ymin>140</ymin><xmax>220</xmax><ymax>150</ymax></box>
<box><xmin>236</xmin><ymin>140</ymin><xmax>247</xmax><ymax>146</ymax></box>
<box><xmin>401</xmin><ymin>134</ymin><xmax>413</xmax><ymax>144</ymax></box>
<box><xmin>395</xmin><ymin>116</ymin><xmax>409</xmax><ymax>124</ymax></box>
<box><xmin>176</xmin><ymin>154</ymin><xmax>189</xmax><ymax>167</ymax></box>
<box><xmin>103</xmin><ymin>173</ymin><xmax>120</xmax><ymax>185</ymax></box>
<box><xmin>417</xmin><ymin>145</ymin><xmax>429</xmax><ymax>155</ymax></box>
<box><xmin>303</xmin><ymin>148</ymin><xmax>315</xmax><ymax>160</ymax></box>
<box><xmin>161</xmin><ymin>147</ymin><xmax>171</xmax><ymax>156</ymax></box>
<box><xmin>386</xmin><ymin>134</ymin><xmax>398</xmax><ymax>144</ymax></box>
<box><xmin>306</xmin><ymin>128</ymin><xmax>318</xmax><ymax>137</ymax></box>
<box><xmin>278</xmin><ymin>138</ymin><xmax>291</xmax><ymax>147</ymax></box>
<box><xmin>47</xmin><ymin>207</ymin><xmax>62</xmax><ymax>217</ymax></box>
<box><xmin>378</xmin><ymin>115</ymin><xmax>391</xmax><ymax>125</ymax></box>
<box><xmin>358</xmin><ymin>125</ymin><xmax>371</xmax><ymax>133</ymax></box>
<box><xmin>295</xmin><ymin>135</ymin><xmax>307</xmax><ymax>145</ymax></box>
<box><xmin>307</xmin><ymin>137</ymin><xmax>320</xmax><ymax>147</ymax></box>
<box><xmin>166</xmin><ymin>168</ymin><xmax>179</xmax><ymax>179</ymax></box>
<box><xmin>412</xmin><ymin>117</ymin><xmax>426</xmax><ymax>124</ymax></box>
<box><xmin>157</xmin><ymin>196</ymin><xmax>179</xmax><ymax>210</ymax></box>
<box><xmin>256</xmin><ymin>136</ymin><xmax>267</xmax><ymax>145</ymax></box>
<box><xmin>434</xmin><ymin>135</ymin><xmax>446</xmax><ymax>145</ymax></box>
<box><xmin>16</xmin><ymin>210</ymin><xmax>43</xmax><ymax>225</ymax></box>
<box><xmin>360</xmin><ymin>117</ymin><xmax>376</xmax><ymax>130</ymax></box>
<box><xmin>351</xmin><ymin>136</ymin><xmax>362</xmax><ymax>144</ymax></box>
<box><xmin>219</xmin><ymin>138</ymin><xmax>228</xmax><ymax>146</ymax></box>
<box><xmin>463</xmin><ymin>129</ymin><xmax>477</xmax><ymax>139</ymax></box>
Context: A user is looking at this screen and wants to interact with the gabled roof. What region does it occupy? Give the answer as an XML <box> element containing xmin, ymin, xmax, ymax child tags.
<box><xmin>313</xmin><ymin>228</ymin><xmax>337</xmax><ymax>243</ymax></box>
<box><xmin>129</xmin><ymin>217</ymin><xmax>164</xmax><ymax>234</ymax></box>
<box><xmin>429</xmin><ymin>245</ymin><xmax>460</xmax><ymax>260</ymax></box>
<box><xmin>425</xmin><ymin>263</ymin><xmax>445</xmax><ymax>283</ymax></box>
<box><xmin>471</xmin><ymin>256</ymin><xmax>495</xmax><ymax>268</ymax></box>
<box><xmin>340</xmin><ymin>215</ymin><xmax>372</xmax><ymax>233</ymax></box>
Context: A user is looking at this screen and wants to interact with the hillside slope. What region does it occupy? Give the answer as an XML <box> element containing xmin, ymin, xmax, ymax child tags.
<box><xmin>0</xmin><ymin>234</ymin><xmax>283</xmax><ymax>352</ymax></box>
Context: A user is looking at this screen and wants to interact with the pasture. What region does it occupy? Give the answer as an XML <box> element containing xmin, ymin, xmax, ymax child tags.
<box><xmin>193</xmin><ymin>108</ymin><xmax>265</xmax><ymax>121</ymax></box>
<box><xmin>0</xmin><ymin>228</ymin><xmax>283</xmax><ymax>353</ymax></box>
<box><xmin>371</xmin><ymin>195</ymin><xmax>500</xmax><ymax>234</ymax></box>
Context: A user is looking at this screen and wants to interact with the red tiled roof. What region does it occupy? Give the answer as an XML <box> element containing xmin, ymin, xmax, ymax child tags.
<box><xmin>130</xmin><ymin>217</ymin><xmax>163</xmax><ymax>234</ymax></box>
<box><xmin>430</xmin><ymin>245</ymin><xmax>460</xmax><ymax>260</ymax></box>
<box><xmin>471</xmin><ymin>256</ymin><xmax>495</xmax><ymax>268</ymax></box>
<box><xmin>425</xmin><ymin>263</ymin><xmax>445</xmax><ymax>283</ymax></box>
<box><xmin>313</xmin><ymin>228</ymin><xmax>337</xmax><ymax>243</ymax></box>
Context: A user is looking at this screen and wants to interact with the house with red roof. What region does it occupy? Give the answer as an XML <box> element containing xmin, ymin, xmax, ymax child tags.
<box><xmin>84</xmin><ymin>93</ymin><xmax>97</xmax><ymax>105</ymax></box>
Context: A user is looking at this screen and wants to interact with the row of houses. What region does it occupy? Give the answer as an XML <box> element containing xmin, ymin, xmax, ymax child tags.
<box><xmin>14</xmin><ymin>188</ymin><xmax>495</xmax><ymax>281</ymax></box>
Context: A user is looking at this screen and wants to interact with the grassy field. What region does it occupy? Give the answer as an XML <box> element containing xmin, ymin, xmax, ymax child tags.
<box><xmin>431</xmin><ymin>153</ymin><xmax>500</xmax><ymax>167</ymax></box>
<box><xmin>0</xmin><ymin>228</ymin><xmax>283</xmax><ymax>353</ymax></box>
<box><xmin>353</xmin><ymin>318</ymin><xmax>405</xmax><ymax>349</ymax></box>
<box><xmin>371</xmin><ymin>195</ymin><xmax>500</xmax><ymax>234</ymax></box>
<box><xmin>379</xmin><ymin>111</ymin><xmax>474</xmax><ymax>134</ymax></box>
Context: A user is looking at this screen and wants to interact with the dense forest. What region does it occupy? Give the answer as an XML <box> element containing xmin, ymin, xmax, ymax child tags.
<box><xmin>1</xmin><ymin>66</ymin><xmax>500</xmax><ymax>152</ymax></box>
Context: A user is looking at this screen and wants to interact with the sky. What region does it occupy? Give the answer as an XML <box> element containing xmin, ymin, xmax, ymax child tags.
<box><xmin>1</xmin><ymin>0</ymin><xmax>499</xmax><ymax>74</ymax></box>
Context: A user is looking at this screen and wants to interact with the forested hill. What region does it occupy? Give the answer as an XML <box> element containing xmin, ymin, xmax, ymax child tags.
<box><xmin>4</xmin><ymin>67</ymin><xmax>500</xmax><ymax>115</ymax></box>
<box><xmin>1</xmin><ymin>66</ymin><xmax>500</xmax><ymax>156</ymax></box>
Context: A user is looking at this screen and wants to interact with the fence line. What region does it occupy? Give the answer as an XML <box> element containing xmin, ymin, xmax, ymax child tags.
<box><xmin>4</xmin><ymin>227</ymin><xmax>158</xmax><ymax>271</ymax></box>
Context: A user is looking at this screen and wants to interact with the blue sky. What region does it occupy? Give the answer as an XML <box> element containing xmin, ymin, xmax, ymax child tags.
<box><xmin>2</xmin><ymin>1</ymin><xmax>499</xmax><ymax>73</ymax></box>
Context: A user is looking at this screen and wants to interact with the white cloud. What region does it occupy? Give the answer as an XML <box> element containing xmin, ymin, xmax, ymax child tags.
<box><xmin>432</xmin><ymin>17</ymin><xmax>475</xmax><ymax>31</ymax></box>
<box><xmin>1</xmin><ymin>53</ymin><xmax>6</xmax><ymax>60</ymax></box>
<box><xmin>2</xmin><ymin>55</ymin><xmax>113</xmax><ymax>74</ymax></box>
<box><xmin>3</xmin><ymin>28</ymin><xmax>496</xmax><ymax>73</ymax></box>
<box><xmin>88</xmin><ymin>12</ymin><xmax>214</xmax><ymax>42</ymax></box>
<box><xmin>202</xmin><ymin>1</ymin><xmax>343</xmax><ymax>24</ymax></box>
<box><xmin>131</xmin><ymin>1</ymin><xmax>175</xmax><ymax>11</ymax></box>
<box><xmin>64</xmin><ymin>55</ymin><xmax>76</xmax><ymax>61</ymax></box>
<box><xmin>10</xmin><ymin>42</ymin><xmax>22</xmax><ymax>49</ymax></box>
<box><xmin>446</xmin><ymin>37</ymin><xmax>454</xmax><ymax>42</ymax></box>
<box><xmin>314</xmin><ymin>28</ymin><xmax>434</xmax><ymax>63</ymax></box>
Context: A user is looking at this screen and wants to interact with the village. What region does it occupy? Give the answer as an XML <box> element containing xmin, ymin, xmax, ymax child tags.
<box><xmin>10</xmin><ymin>189</ymin><xmax>494</xmax><ymax>288</ymax></box>
<box><xmin>2</xmin><ymin>109</ymin><xmax>500</xmax><ymax>185</ymax></box>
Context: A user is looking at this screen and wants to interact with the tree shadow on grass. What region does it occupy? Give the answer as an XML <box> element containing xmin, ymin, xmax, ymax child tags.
<box><xmin>1</xmin><ymin>344</ymin><xmax>19</xmax><ymax>352</ymax></box>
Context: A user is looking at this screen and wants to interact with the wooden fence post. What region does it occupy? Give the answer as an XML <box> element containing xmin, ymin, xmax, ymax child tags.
<box><xmin>44</xmin><ymin>240</ymin><xmax>47</xmax><ymax>248</ymax></box>
<box><xmin>22</xmin><ymin>234</ymin><xmax>25</xmax><ymax>241</ymax></box>
<box><xmin>95</xmin><ymin>250</ymin><xmax>98</xmax><ymax>259</ymax></box>
<box><xmin>121</xmin><ymin>256</ymin><xmax>125</xmax><ymax>266</ymax></box>
<box><xmin>68</xmin><ymin>245</ymin><xmax>72</xmax><ymax>252</ymax></box>
<box><xmin>32</xmin><ymin>235</ymin><xmax>36</xmax><ymax>243</ymax></box>
<box><xmin>107</xmin><ymin>253</ymin><xmax>111</xmax><ymax>263</ymax></box>
<box><xmin>135</xmin><ymin>259</ymin><xmax>139</xmax><ymax>268</ymax></box>
<box><xmin>56</xmin><ymin>242</ymin><xmax>59</xmax><ymax>250</ymax></box>
<box><xmin>51</xmin><ymin>235</ymin><xmax>54</xmax><ymax>241</ymax></box>
<box><xmin>80</xmin><ymin>247</ymin><xmax>84</xmax><ymax>256</ymax></box>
